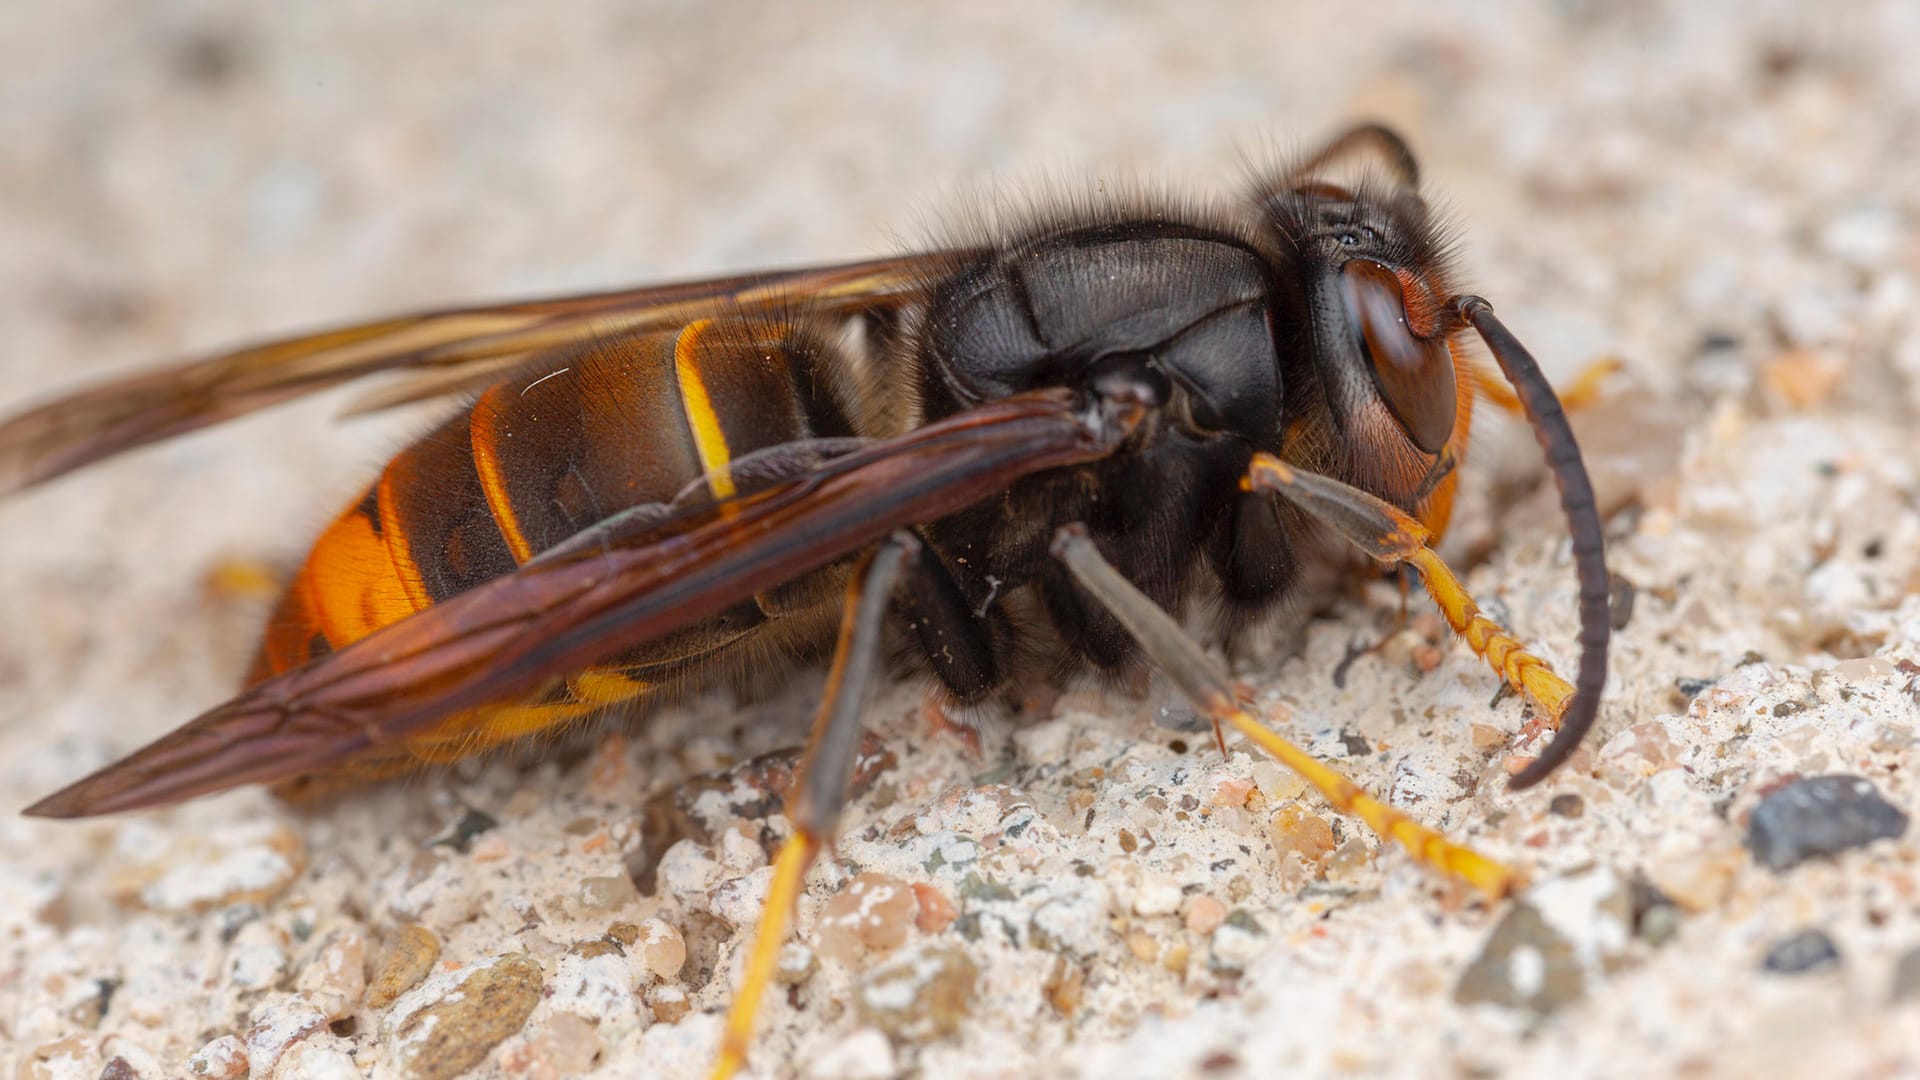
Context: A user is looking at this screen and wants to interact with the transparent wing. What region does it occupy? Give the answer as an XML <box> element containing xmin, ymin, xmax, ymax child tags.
<box><xmin>24</xmin><ymin>388</ymin><xmax>1132</xmax><ymax>817</ymax></box>
<box><xmin>0</xmin><ymin>253</ymin><xmax>959</xmax><ymax>494</ymax></box>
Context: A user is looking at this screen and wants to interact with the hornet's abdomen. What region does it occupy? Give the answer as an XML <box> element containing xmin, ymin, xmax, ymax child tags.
<box><xmin>252</xmin><ymin>319</ymin><xmax>859</xmax><ymax>788</ymax></box>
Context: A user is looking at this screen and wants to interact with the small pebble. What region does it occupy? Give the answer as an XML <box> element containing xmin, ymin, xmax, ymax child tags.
<box><xmin>1673</xmin><ymin>676</ymin><xmax>1715</xmax><ymax>702</ymax></box>
<box><xmin>1044</xmin><ymin>955</ymin><xmax>1086</xmax><ymax>1015</ymax></box>
<box><xmin>709</xmin><ymin>866</ymin><xmax>774</xmax><ymax>930</ymax></box>
<box><xmin>243</xmin><ymin>997</ymin><xmax>328</xmax><ymax>1077</ymax></box>
<box><xmin>20</xmin><ymin>1034</ymin><xmax>97</xmax><ymax>1079</ymax></box>
<box><xmin>1125</xmin><ymin>926</ymin><xmax>1160</xmax><ymax>962</ymax></box>
<box><xmin>498</xmin><ymin>1012</ymin><xmax>603</xmax><ymax>1079</ymax></box>
<box><xmin>1268</xmin><ymin>803</ymin><xmax>1336</xmax><ymax>872</ymax></box>
<box><xmin>1596</xmin><ymin>721</ymin><xmax>1682</xmax><ymax>787</ymax></box>
<box><xmin>648</xmin><ymin>983</ymin><xmax>691</xmax><ymax>1024</ymax></box>
<box><xmin>1323</xmin><ymin>838</ymin><xmax>1374</xmax><ymax>881</ymax></box>
<box><xmin>1644</xmin><ymin>844</ymin><xmax>1742</xmax><ymax>912</ymax></box>
<box><xmin>387</xmin><ymin>954</ymin><xmax>545</xmax><ymax>1080</ymax></box>
<box><xmin>1889</xmin><ymin>946</ymin><xmax>1920</xmax><ymax>1003</ymax></box>
<box><xmin>577</xmin><ymin>874</ymin><xmax>640</xmax><ymax>915</ymax></box>
<box><xmin>64</xmin><ymin>977</ymin><xmax>115</xmax><ymax>1030</ymax></box>
<box><xmin>1760</xmin><ymin>348</ymin><xmax>1844</xmax><ymax>410</ymax></box>
<box><xmin>187</xmin><ymin>1035</ymin><xmax>248</xmax><ymax>1079</ymax></box>
<box><xmin>718</xmin><ymin>825</ymin><xmax>768</xmax><ymax>873</ymax></box>
<box><xmin>655</xmin><ymin>840</ymin><xmax>722</xmax><ymax>906</ymax></box>
<box><xmin>1209</xmin><ymin>910</ymin><xmax>1267</xmax><ymax>973</ymax></box>
<box><xmin>776</xmin><ymin>942</ymin><xmax>817</xmax><ymax>985</ymax></box>
<box><xmin>1469</xmin><ymin>723</ymin><xmax>1508</xmax><ymax>752</ymax></box>
<box><xmin>1746</xmin><ymin>774</ymin><xmax>1909</xmax><ymax>872</ymax></box>
<box><xmin>1628</xmin><ymin>877</ymin><xmax>1683</xmax><ymax>947</ymax></box>
<box><xmin>1250</xmin><ymin>760</ymin><xmax>1305</xmax><ymax>801</ymax></box>
<box><xmin>1161</xmin><ymin>939</ymin><xmax>1191</xmax><ymax>974</ymax></box>
<box><xmin>431</xmin><ymin>809</ymin><xmax>499</xmax><ymax>854</ymax></box>
<box><xmin>912</xmin><ymin>882</ymin><xmax>958</xmax><ymax>933</ymax></box>
<box><xmin>1185</xmin><ymin>895</ymin><xmax>1227</xmax><ymax>935</ymax></box>
<box><xmin>1132</xmin><ymin>873</ymin><xmax>1183</xmax><ymax>917</ymax></box>
<box><xmin>1029</xmin><ymin>886</ymin><xmax>1109</xmax><ymax>959</ymax></box>
<box><xmin>816</xmin><ymin>873</ymin><xmax>916</xmax><ymax>964</ymax></box>
<box><xmin>1454</xmin><ymin>903</ymin><xmax>1585</xmax><ymax>1015</ymax></box>
<box><xmin>1548</xmin><ymin>793</ymin><xmax>1585</xmax><ymax>818</ymax></box>
<box><xmin>1209</xmin><ymin>775</ymin><xmax>1255</xmax><ymax>807</ymax></box>
<box><xmin>547</xmin><ymin>950</ymin><xmax>643</xmax><ymax>1028</ymax></box>
<box><xmin>1762</xmin><ymin>929</ymin><xmax>1842</xmax><ymax>974</ymax></box>
<box><xmin>570</xmin><ymin>938</ymin><xmax>623</xmax><ymax>961</ymax></box>
<box><xmin>636</xmin><ymin>918</ymin><xmax>687</xmax><ymax>980</ymax></box>
<box><xmin>857</xmin><ymin>943</ymin><xmax>979</xmax><ymax>1042</ymax></box>
<box><xmin>366</xmin><ymin>924</ymin><xmax>441</xmax><ymax>1009</ymax></box>
<box><xmin>296</xmin><ymin>929</ymin><xmax>368</xmax><ymax>1021</ymax></box>
<box><xmin>227</xmin><ymin>921</ymin><xmax>291</xmax><ymax>990</ymax></box>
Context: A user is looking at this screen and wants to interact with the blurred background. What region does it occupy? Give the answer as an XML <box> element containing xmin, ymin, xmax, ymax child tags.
<box><xmin>4</xmin><ymin>2</ymin><xmax>1919</xmax><ymax>1077</ymax></box>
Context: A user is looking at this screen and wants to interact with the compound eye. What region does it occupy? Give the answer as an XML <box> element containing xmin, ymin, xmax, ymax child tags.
<box><xmin>1341</xmin><ymin>260</ymin><xmax>1456</xmax><ymax>454</ymax></box>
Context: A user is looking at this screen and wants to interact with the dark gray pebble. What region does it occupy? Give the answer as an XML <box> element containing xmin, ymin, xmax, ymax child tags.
<box><xmin>1762</xmin><ymin>928</ymin><xmax>1841</xmax><ymax>974</ymax></box>
<box><xmin>1746</xmin><ymin>774</ymin><xmax>1908</xmax><ymax>872</ymax></box>
<box><xmin>1627</xmin><ymin>875</ymin><xmax>1681</xmax><ymax>947</ymax></box>
<box><xmin>1891</xmin><ymin>946</ymin><xmax>1920</xmax><ymax>1003</ymax></box>
<box><xmin>1454</xmin><ymin>903</ymin><xmax>1584</xmax><ymax>1015</ymax></box>
<box><xmin>1674</xmin><ymin>676</ymin><xmax>1716</xmax><ymax>701</ymax></box>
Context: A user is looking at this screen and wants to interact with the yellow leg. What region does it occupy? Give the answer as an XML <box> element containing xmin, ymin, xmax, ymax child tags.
<box><xmin>712</xmin><ymin>832</ymin><xmax>821</xmax><ymax>1080</ymax></box>
<box><xmin>1052</xmin><ymin>525</ymin><xmax>1520</xmax><ymax>900</ymax></box>
<box><xmin>1244</xmin><ymin>453</ymin><xmax>1574</xmax><ymax>729</ymax></box>
<box><xmin>1471</xmin><ymin>356</ymin><xmax>1621</xmax><ymax>416</ymax></box>
<box><xmin>1403</xmin><ymin>547</ymin><xmax>1571</xmax><ymax>727</ymax></box>
<box><xmin>708</xmin><ymin>537</ymin><xmax>912</xmax><ymax>1080</ymax></box>
<box><xmin>1230</xmin><ymin>693</ymin><xmax>1517</xmax><ymax>896</ymax></box>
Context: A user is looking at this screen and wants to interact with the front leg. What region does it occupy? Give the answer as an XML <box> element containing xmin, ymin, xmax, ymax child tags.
<box><xmin>1242</xmin><ymin>454</ymin><xmax>1580</xmax><ymax>758</ymax></box>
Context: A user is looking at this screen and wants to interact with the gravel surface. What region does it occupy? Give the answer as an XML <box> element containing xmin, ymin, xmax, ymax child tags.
<box><xmin>4</xmin><ymin>3</ymin><xmax>1920</xmax><ymax>1078</ymax></box>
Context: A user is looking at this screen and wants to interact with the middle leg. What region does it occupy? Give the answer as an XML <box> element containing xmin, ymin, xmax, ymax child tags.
<box><xmin>1051</xmin><ymin>523</ymin><xmax>1520</xmax><ymax>899</ymax></box>
<box><xmin>711</xmin><ymin>533</ymin><xmax>914</xmax><ymax>1080</ymax></box>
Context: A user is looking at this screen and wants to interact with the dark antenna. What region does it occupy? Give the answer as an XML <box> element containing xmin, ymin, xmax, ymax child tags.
<box><xmin>1284</xmin><ymin>122</ymin><xmax>1422</xmax><ymax>189</ymax></box>
<box><xmin>1454</xmin><ymin>296</ymin><xmax>1610</xmax><ymax>789</ymax></box>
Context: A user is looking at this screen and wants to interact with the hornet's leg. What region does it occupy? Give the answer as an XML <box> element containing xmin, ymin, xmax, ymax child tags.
<box><xmin>1051</xmin><ymin>524</ymin><xmax>1519</xmax><ymax>900</ymax></box>
<box><xmin>1242</xmin><ymin>454</ymin><xmax>1576</xmax><ymax>730</ymax></box>
<box><xmin>711</xmin><ymin>535</ymin><xmax>913</xmax><ymax>1080</ymax></box>
<box><xmin>1471</xmin><ymin>356</ymin><xmax>1622</xmax><ymax>417</ymax></box>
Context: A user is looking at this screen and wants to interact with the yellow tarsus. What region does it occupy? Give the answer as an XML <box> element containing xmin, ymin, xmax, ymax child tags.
<box><xmin>712</xmin><ymin>831</ymin><xmax>819</xmax><ymax>1080</ymax></box>
<box><xmin>1405</xmin><ymin>547</ymin><xmax>1574</xmax><ymax>727</ymax></box>
<box><xmin>1242</xmin><ymin>451</ymin><xmax>1577</xmax><ymax>731</ymax></box>
<box><xmin>1216</xmin><ymin>693</ymin><xmax>1521</xmax><ymax>898</ymax></box>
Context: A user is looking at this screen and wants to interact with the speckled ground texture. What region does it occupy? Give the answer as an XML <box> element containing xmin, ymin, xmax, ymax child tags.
<box><xmin>5</xmin><ymin>2</ymin><xmax>1920</xmax><ymax>1078</ymax></box>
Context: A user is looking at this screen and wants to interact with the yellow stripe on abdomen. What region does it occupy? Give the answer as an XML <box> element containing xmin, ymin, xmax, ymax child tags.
<box><xmin>673</xmin><ymin>318</ymin><xmax>737</xmax><ymax>501</ymax></box>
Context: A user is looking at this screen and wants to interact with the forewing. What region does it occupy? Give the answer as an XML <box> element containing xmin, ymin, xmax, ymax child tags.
<box><xmin>24</xmin><ymin>388</ymin><xmax>1130</xmax><ymax>817</ymax></box>
<box><xmin>0</xmin><ymin>253</ymin><xmax>956</xmax><ymax>494</ymax></box>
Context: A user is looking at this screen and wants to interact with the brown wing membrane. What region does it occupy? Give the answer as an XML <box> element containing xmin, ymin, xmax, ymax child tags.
<box><xmin>24</xmin><ymin>388</ymin><xmax>1138</xmax><ymax>818</ymax></box>
<box><xmin>0</xmin><ymin>253</ymin><xmax>957</xmax><ymax>494</ymax></box>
